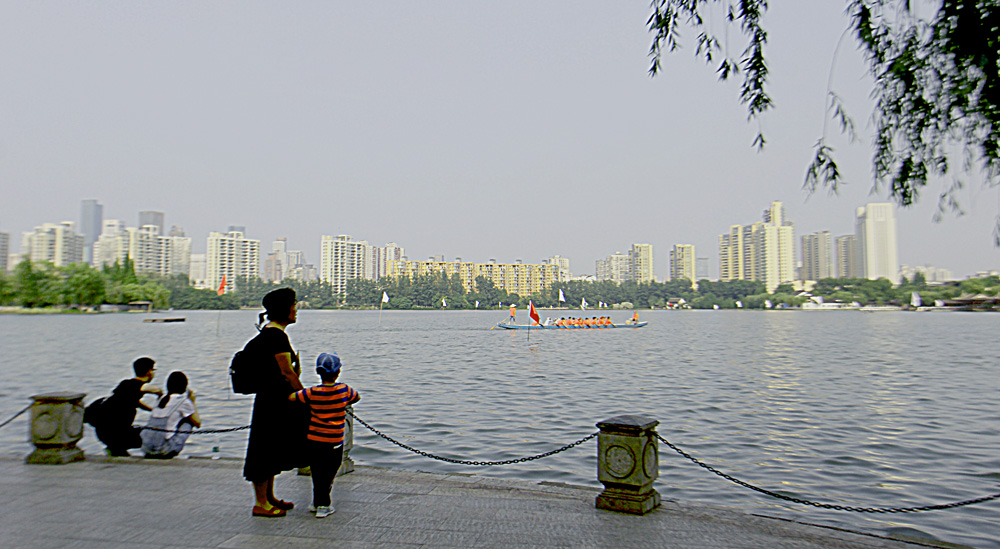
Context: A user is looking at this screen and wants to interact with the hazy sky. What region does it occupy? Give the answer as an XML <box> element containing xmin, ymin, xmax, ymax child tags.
<box><xmin>2</xmin><ymin>1</ymin><xmax>998</xmax><ymax>279</ymax></box>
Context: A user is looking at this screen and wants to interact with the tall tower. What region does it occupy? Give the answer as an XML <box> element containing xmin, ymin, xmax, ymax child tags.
<box><xmin>80</xmin><ymin>199</ymin><xmax>103</xmax><ymax>264</ymax></box>
<box><xmin>855</xmin><ymin>203</ymin><xmax>899</xmax><ymax>282</ymax></box>
<box><xmin>669</xmin><ymin>244</ymin><xmax>696</xmax><ymax>284</ymax></box>
<box><xmin>801</xmin><ymin>231</ymin><xmax>833</xmax><ymax>281</ymax></box>
<box><xmin>138</xmin><ymin>211</ymin><xmax>165</xmax><ymax>235</ymax></box>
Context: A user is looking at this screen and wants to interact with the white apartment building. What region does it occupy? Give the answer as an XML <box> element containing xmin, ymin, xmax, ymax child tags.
<box><xmin>207</xmin><ymin>231</ymin><xmax>260</xmax><ymax>294</ymax></box>
<box><xmin>21</xmin><ymin>222</ymin><xmax>84</xmax><ymax>267</ymax></box>
<box><xmin>630</xmin><ymin>243</ymin><xmax>655</xmax><ymax>283</ymax></box>
<box><xmin>543</xmin><ymin>254</ymin><xmax>571</xmax><ymax>282</ymax></box>
<box><xmin>670</xmin><ymin>244</ymin><xmax>696</xmax><ymax>283</ymax></box>
<box><xmin>376</xmin><ymin>243</ymin><xmax>405</xmax><ymax>280</ymax></box>
<box><xmin>855</xmin><ymin>203</ymin><xmax>900</xmax><ymax>282</ymax></box>
<box><xmin>320</xmin><ymin>235</ymin><xmax>373</xmax><ymax>296</ymax></box>
<box><xmin>801</xmin><ymin>231</ymin><xmax>833</xmax><ymax>281</ymax></box>
<box><xmin>596</xmin><ymin>252</ymin><xmax>630</xmax><ymax>284</ymax></box>
<box><xmin>718</xmin><ymin>201</ymin><xmax>795</xmax><ymax>292</ymax></box>
<box><xmin>92</xmin><ymin>221</ymin><xmax>191</xmax><ymax>277</ymax></box>
<box><xmin>835</xmin><ymin>234</ymin><xmax>859</xmax><ymax>278</ymax></box>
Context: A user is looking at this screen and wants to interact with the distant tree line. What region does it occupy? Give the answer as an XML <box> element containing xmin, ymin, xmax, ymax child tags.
<box><xmin>1</xmin><ymin>256</ymin><xmax>997</xmax><ymax>312</ymax></box>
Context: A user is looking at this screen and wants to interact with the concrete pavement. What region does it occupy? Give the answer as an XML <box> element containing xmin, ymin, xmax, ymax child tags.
<box><xmin>0</xmin><ymin>456</ymin><xmax>961</xmax><ymax>548</ymax></box>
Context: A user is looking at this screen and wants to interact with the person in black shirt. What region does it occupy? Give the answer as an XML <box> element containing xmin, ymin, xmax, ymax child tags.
<box><xmin>96</xmin><ymin>357</ymin><xmax>163</xmax><ymax>457</ymax></box>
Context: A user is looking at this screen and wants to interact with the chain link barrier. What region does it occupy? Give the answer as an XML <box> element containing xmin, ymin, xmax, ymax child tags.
<box><xmin>0</xmin><ymin>404</ymin><xmax>33</xmax><ymax>430</ymax></box>
<box><xmin>348</xmin><ymin>410</ymin><xmax>597</xmax><ymax>466</ymax></box>
<box><xmin>656</xmin><ymin>432</ymin><xmax>1000</xmax><ymax>513</ymax></box>
<box><xmin>139</xmin><ymin>424</ymin><xmax>250</xmax><ymax>434</ymax></box>
<box><xmin>6</xmin><ymin>399</ymin><xmax>998</xmax><ymax>514</ymax></box>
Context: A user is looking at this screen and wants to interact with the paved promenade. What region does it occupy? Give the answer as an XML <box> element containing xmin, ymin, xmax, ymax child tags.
<box><xmin>0</xmin><ymin>456</ymin><xmax>959</xmax><ymax>548</ymax></box>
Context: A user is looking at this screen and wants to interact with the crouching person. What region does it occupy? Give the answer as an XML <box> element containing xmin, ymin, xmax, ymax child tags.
<box><xmin>141</xmin><ymin>371</ymin><xmax>201</xmax><ymax>459</ymax></box>
<box><xmin>289</xmin><ymin>352</ymin><xmax>361</xmax><ymax>518</ymax></box>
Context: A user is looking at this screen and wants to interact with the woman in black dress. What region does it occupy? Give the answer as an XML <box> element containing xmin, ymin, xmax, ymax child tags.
<box><xmin>243</xmin><ymin>287</ymin><xmax>307</xmax><ymax>517</ymax></box>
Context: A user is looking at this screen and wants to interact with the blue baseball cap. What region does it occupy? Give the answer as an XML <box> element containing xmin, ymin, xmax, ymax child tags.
<box><xmin>316</xmin><ymin>352</ymin><xmax>342</xmax><ymax>376</ymax></box>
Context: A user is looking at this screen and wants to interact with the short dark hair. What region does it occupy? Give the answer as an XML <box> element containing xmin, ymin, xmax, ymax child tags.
<box><xmin>133</xmin><ymin>357</ymin><xmax>155</xmax><ymax>377</ymax></box>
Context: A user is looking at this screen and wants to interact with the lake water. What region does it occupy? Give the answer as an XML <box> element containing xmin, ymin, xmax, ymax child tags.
<box><xmin>1</xmin><ymin>309</ymin><xmax>997</xmax><ymax>548</ymax></box>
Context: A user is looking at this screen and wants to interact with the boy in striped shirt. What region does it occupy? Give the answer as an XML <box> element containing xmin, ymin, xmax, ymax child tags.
<box><xmin>289</xmin><ymin>352</ymin><xmax>360</xmax><ymax>518</ymax></box>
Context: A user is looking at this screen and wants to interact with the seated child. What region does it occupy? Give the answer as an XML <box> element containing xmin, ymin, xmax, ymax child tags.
<box><xmin>289</xmin><ymin>352</ymin><xmax>361</xmax><ymax>518</ymax></box>
<box><xmin>141</xmin><ymin>371</ymin><xmax>201</xmax><ymax>459</ymax></box>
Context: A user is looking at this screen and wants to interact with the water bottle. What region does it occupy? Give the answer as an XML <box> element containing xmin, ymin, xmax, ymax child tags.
<box><xmin>212</xmin><ymin>435</ymin><xmax>221</xmax><ymax>459</ymax></box>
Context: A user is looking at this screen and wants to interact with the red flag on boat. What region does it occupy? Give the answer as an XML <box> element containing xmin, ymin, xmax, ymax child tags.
<box><xmin>529</xmin><ymin>301</ymin><xmax>540</xmax><ymax>325</ymax></box>
<box><xmin>217</xmin><ymin>275</ymin><xmax>227</xmax><ymax>296</ymax></box>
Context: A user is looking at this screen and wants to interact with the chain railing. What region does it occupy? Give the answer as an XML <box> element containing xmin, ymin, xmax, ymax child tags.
<box><xmin>656</xmin><ymin>432</ymin><xmax>1000</xmax><ymax>513</ymax></box>
<box><xmin>348</xmin><ymin>410</ymin><xmax>597</xmax><ymax>466</ymax></box>
<box><xmin>6</xmin><ymin>400</ymin><xmax>998</xmax><ymax>514</ymax></box>
<box><xmin>0</xmin><ymin>404</ymin><xmax>32</xmax><ymax>430</ymax></box>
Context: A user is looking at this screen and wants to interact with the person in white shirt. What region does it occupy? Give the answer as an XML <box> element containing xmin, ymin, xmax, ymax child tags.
<box><xmin>141</xmin><ymin>371</ymin><xmax>202</xmax><ymax>459</ymax></box>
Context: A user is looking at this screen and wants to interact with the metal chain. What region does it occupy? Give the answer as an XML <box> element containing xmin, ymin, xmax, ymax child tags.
<box><xmin>0</xmin><ymin>404</ymin><xmax>33</xmax><ymax>430</ymax></box>
<box><xmin>139</xmin><ymin>424</ymin><xmax>250</xmax><ymax>434</ymax></box>
<box><xmin>348</xmin><ymin>410</ymin><xmax>598</xmax><ymax>466</ymax></box>
<box><xmin>656</xmin><ymin>433</ymin><xmax>1000</xmax><ymax>513</ymax></box>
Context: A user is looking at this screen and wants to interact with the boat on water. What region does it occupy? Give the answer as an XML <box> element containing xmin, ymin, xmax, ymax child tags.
<box><xmin>495</xmin><ymin>321</ymin><xmax>647</xmax><ymax>330</ymax></box>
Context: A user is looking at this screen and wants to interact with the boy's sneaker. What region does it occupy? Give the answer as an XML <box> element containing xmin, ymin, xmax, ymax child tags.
<box><xmin>308</xmin><ymin>503</ymin><xmax>316</xmax><ymax>513</ymax></box>
<box><xmin>315</xmin><ymin>505</ymin><xmax>335</xmax><ymax>518</ymax></box>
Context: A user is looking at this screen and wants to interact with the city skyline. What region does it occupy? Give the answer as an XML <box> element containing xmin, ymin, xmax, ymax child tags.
<box><xmin>2</xmin><ymin>2</ymin><xmax>998</xmax><ymax>280</ymax></box>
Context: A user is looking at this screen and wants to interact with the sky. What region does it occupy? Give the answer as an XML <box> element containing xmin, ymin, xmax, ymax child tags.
<box><xmin>2</xmin><ymin>1</ymin><xmax>998</xmax><ymax>280</ymax></box>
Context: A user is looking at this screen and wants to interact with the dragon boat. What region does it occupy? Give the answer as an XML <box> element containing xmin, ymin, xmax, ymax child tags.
<box><xmin>495</xmin><ymin>321</ymin><xmax>647</xmax><ymax>330</ymax></box>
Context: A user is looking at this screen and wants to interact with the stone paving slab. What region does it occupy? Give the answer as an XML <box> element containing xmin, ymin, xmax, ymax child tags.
<box><xmin>0</xmin><ymin>456</ymin><xmax>963</xmax><ymax>549</ymax></box>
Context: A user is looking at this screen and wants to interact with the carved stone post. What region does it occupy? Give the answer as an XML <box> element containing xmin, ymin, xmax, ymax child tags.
<box><xmin>26</xmin><ymin>392</ymin><xmax>87</xmax><ymax>465</ymax></box>
<box><xmin>338</xmin><ymin>404</ymin><xmax>355</xmax><ymax>475</ymax></box>
<box><xmin>595</xmin><ymin>415</ymin><xmax>660</xmax><ymax>514</ymax></box>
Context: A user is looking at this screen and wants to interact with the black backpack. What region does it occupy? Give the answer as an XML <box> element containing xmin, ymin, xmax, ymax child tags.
<box><xmin>229</xmin><ymin>347</ymin><xmax>260</xmax><ymax>394</ymax></box>
<box><xmin>83</xmin><ymin>396</ymin><xmax>108</xmax><ymax>427</ymax></box>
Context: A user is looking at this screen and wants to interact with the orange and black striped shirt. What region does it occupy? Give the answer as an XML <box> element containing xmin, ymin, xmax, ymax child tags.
<box><xmin>292</xmin><ymin>383</ymin><xmax>360</xmax><ymax>446</ymax></box>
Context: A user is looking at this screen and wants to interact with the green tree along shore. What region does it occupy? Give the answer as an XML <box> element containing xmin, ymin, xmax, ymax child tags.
<box><xmin>2</xmin><ymin>257</ymin><xmax>998</xmax><ymax>312</ymax></box>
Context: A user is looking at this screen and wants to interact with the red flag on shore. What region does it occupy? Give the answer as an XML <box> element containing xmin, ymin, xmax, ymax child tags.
<box><xmin>217</xmin><ymin>275</ymin><xmax>227</xmax><ymax>296</ymax></box>
<box><xmin>529</xmin><ymin>301</ymin><xmax>540</xmax><ymax>325</ymax></box>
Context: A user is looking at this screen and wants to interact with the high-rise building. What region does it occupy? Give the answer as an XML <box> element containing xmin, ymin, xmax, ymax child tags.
<box><xmin>718</xmin><ymin>201</ymin><xmax>795</xmax><ymax>292</ymax></box>
<box><xmin>21</xmin><ymin>222</ymin><xmax>84</xmax><ymax>267</ymax></box>
<box><xmin>695</xmin><ymin>257</ymin><xmax>709</xmax><ymax>280</ymax></box>
<box><xmin>596</xmin><ymin>252</ymin><xmax>630</xmax><ymax>284</ymax></box>
<box><xmin>80</xmin><ymin>199</ymin><xmax>103</xmax><ymax>264</ymax></box>
<box><xmin>189</xmin><ymin>254</ymin><xmax>207</xmax><ymax>288</ymax></box>
<box><xmin>207</xmin><ymin>231</ymin><xmax>260</xmax><ymax>294</ymax></box>
<box><xmin>0</xmin><ymin>231</ymin><xmax>8</xmax><ymax>273</ymax></box>
<box><xmin>320</xmin><ymin>235</ymin><xmax>373</xmax><ymax>296</ymax></box>
<box><xmin>629</xmin><ymin>243</ymin><xmax>655</xmax><ymax>283</ymax></box>
<box><xmin>376</xmin><ymin>243</ymin><xmax>405</xmax><ymax>280</ymax></box>
<box><xmin>835</xmin><ymin>235</ymin><xmax>859</xmax><ymax>278</ymax></box>
<box><xmin>543</xmin><ymin>254</ymin><xmax>571</xmax><ymax>282</ymax></box>
<box><xmin>92</xmin><ymin>221</ymin><xmax>191</xmax><ymax>276</ymax></box>
<box><xmin>138</xmin><ymin>211</ymin><xmax>165</xmax><ymax>235</ymax></box>
<box><xmin>801</xmin><ymin>231</ymin><xmax>833</xmax><ymax>281</ymax></box>
<box><xmin>92</xmin><ymin>220</ymin><xmax>127</xmax><ymax>269</ymax></box>
<box><xmin>855</xmin><ymin>203</ymin><xmax>900</xmax><ymax>281</ymax></box>
<box><xmin>670</xmin><ymin>244</ymin><xmax>696</xmax><ymax>284</ymax></box>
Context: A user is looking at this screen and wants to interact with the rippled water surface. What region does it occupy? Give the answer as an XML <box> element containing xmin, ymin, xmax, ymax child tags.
<box><xmin>1</xmin><ymin>310</ymin><xmax>998</xmax><ymax>547</ymax></box>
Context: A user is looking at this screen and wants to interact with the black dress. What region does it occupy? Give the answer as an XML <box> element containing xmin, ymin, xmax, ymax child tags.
<box><xmin>242</xmin><ymin>327</ymin><xmax>308</xmax><ymax>481</ymax></box>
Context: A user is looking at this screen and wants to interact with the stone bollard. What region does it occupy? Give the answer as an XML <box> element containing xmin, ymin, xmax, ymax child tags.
<box><xmin>26</xmin><ymin>392</ymin><xmax>87</xmax><ymax>465</ymax></box>
<box><xmin>595</xmin><ymin>415</ymin><xmax>660</xmax><ymax>514</ymax></box>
